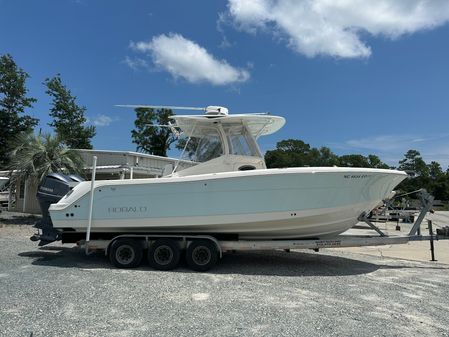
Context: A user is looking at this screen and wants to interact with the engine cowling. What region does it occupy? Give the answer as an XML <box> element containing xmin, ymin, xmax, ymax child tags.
<box><xmin>32</xmin><ymin>173</ymin><xmax>84</xmax><ymax>246</ymax></box>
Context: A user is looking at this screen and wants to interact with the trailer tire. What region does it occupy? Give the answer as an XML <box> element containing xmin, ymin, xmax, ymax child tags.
<box><xmin>186</xmin><ymin>240</ymin><xmax>218</xmax><ymax>272</ymax></box>
<box><xmin>109</xmin><ymin>238</ymin><xmax>143</xmax><ymax>268</ymax></box>
<box><xmin>148</xmin><ymin>239</ymin><xmax>181</xmax><ymax>271</ymax></box>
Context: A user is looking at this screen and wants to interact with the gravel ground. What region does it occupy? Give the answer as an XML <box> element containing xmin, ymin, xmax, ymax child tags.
<box><xmin>1</xmin><ymin>225</ymin><xmax>449</xmax><ymax>337</ymax></box>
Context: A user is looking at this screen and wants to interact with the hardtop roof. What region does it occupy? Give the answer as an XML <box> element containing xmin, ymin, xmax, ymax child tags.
<box><xmin>172</xmin><ymin>114</ymin><xmax>285</xmax><ymax>138</ymax></box>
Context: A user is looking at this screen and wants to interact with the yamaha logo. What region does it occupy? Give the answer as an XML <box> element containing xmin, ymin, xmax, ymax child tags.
<box><xmin>40</xmin><ymin>186</ymin><xmax>54</xmax><ymax>192</ymax></box>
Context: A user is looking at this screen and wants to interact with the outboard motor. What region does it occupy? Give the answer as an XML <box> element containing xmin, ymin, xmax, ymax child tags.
<box><xmin>31</xmin><ymin>173</ymin><xmax>84</xmax><ymax>246</ymax></box>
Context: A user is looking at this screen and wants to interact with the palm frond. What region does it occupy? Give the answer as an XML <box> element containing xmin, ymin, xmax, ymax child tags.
<box><xmin>7</xmin><ymin>132</ymin><xmax>85</xmax><ymax>183</ymax></box>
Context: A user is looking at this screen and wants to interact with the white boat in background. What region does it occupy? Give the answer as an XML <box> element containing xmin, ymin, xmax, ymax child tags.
<box><xmin>0</xmin><ymin>177</ymin><xmax>9</xmax><ymax>208</ymax></box>
<box><xmin>39</xmin><ymin>105</ymin><xmax>407</xmax><ymax>244</ymax></box>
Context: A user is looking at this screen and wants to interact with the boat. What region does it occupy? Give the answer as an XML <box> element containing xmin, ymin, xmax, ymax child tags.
<box><xmin>36</xmin><ymin>105</ymin><xmax>407</xmax><ymax>244</ymax></box>
<box><xmin>0</xmin><ymin>177</ymin><xmax>9</xmax><ymax>208</ymax></box>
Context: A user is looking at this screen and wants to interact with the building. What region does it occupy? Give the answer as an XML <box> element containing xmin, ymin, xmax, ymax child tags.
<box><xmin>0</xmin><ymin>149</ymin><xmax>195</xmax><ymax>214</ymax></box>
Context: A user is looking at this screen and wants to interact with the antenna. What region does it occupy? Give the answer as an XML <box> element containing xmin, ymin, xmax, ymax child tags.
<box><xmin>115</xmin><ymin>105</ymin><xmax>270</xmax><ymax>116</ymax></box>
<box><xmin>115</xmin><ymin>105</ymin><xmax>206</xmax><ymax>111</ymax></box>
<box><xmin>116</xmin><ymin>104</ymin><xmax>229</xmax><ymax>116</ymax></box>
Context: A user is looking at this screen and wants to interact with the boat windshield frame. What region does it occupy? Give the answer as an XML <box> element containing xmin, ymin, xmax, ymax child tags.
<box><xmin>176</xmin><ymin>120</ymin><xmax>263</xmax><ymax>165</ymax></box>
<box><xmin>223</xmin><ymin>124</ymin><xmax>262</xmax><ymax>158</ymax></box>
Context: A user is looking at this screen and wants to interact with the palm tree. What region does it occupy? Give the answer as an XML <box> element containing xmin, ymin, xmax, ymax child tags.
<box><xmin>8</xmin><ymin>132</ymin><xmax>85</xmax><ymax>183</ymax></box>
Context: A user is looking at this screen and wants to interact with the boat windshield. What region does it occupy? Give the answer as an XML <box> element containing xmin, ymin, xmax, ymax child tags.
<box><xmin>223</xmin><ymin>125</ymin><xmax>260</xmax><ymax>157</ymax></box>
<box><xmin>0</xmin><ymin>178</ymin><xmax>8</xmax><ymax>190</ymax></box>
<box><xmin>180</xmin><ymin>126</ymin><xmax>223</xmax><ymax>163</ymax></box>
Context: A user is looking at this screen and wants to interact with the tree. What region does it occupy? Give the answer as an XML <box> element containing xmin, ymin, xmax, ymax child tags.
<box><xmin>338</xmin><ymin>154</ymin><xmax>370</xmax><ymax>168</ymax></box>
<box><xmin>431</xmin><ymin>175</ymin><xmax>449</xmax><ymax>201</ymax></box>
<box><xmin>425</xmin><ymin>161</ymin><xmax>448</xmax><ymax>201</ymax></box>
<box><xmin>398</xmin><ymin>150</ymin><xmax>429</xmax><ymax>177</ymax></box>
<box><xmin>45</xmin><ymin>75</ymin><xmax>95</xmax><ymax>149</ymax></box>
<box><xmin>265</xmin><ymin>139</ymin><xmax>313</xmax><ymax>168</ymax></box>
<box><xmin>367</xmin><ymin>155</ymin><xmax>390</xmax><ymax>169</ymax></box>
<box><xmin>265</xmin><ymin>139</ymin><xmax>391</xmax><ymax>169</ymax></box>
<box><xmin>316</xmin><ymin>147</ymin><xmax>339</xmax><ymax>166</ymax></box>
<box><xmin>397</xmin><ymin>150</ymin><xmax>431</xmax><ymax>195</ymax></box>
<box><xmin>131</xmin><ymin>107</ymin><xmax>177</xmax><ymax>157</ymax></box>
<box><xmin>428</xmin><ymin>161</ymin><xmax>443</xmax><ymax>179</ymax></box>
<box><xmin>337</xmin><ymin>154</ymin><xmax>390</xmax><ymax>168</ymax></box>
<box><xmin>0</xmin><ymin>54</ymin><xmax>38</xmax><ymax>167</ymax></box>
<box><xmin>8</xmin><ymin>132</ymin><xmax>84</xmax><ymax>183</ymax></box>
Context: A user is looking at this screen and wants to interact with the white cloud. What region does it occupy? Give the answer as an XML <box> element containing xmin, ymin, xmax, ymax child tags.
<box><xmin>93</xmin><ymin>114</ymin><xmax>114</xmax><ymax>127</ymax></box>
<box><xmin>217</xmin><ymin>12</ymin><xmax>233</xmax><ymax>49</ymax></box>
<box><xmin>227</xmin><ymin>0</ymin><xmax>449</xmax><ymax>58</ymax></box>
<box><xmin>344</xmin><ymin>134</ymin><xmax>429</xmax><ymax>151</ymax></box>
<box><xmin>130</xmin><ymin>33</ymin><xmax>250</xmax><ymax>85</ymax></box>
<box><xmin>123</xmin><ymin>56</ymin><xmax>150</xmax><ymax>71</ymax></box>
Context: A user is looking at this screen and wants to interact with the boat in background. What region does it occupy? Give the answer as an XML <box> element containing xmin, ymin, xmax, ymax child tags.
<box><xmin>35</xmin><ymin>105</ymin><xmax>407</xmax><ymax>245</ymax></box>
<box><xmin>0</xmin><ymin>177</ymin><xmax>9</xmax><ymax>209</ymax></box>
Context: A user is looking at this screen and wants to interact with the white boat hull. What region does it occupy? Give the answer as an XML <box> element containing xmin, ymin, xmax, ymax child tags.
<box><xmin>49</xmin><ymin>167</ymin><xmax>407</xmax><ymax>239</ymax></box>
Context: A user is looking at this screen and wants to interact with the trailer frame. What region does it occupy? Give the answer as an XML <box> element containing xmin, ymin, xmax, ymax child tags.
<box><xmin>81</xmin><ymin>230</ymin><xmax>448</xmax><ymax>256</ymax></box>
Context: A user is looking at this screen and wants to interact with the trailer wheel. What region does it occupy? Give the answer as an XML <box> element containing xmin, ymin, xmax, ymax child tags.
<box><xmin>109</xmin><ymin>238</ymin><xmax>143</xmax><ymax>268</ymax></box>
<box><xmin>148</xmin><ymin>239</ymin><xmax>181</xmax><ymax>271</ymax></box>
<box><xmin>186</xmin><ymin>240</ymin><xmax>218</xmax><ymax>272</ymax></box>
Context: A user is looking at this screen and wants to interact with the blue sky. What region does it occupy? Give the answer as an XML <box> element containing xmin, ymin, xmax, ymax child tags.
<box><xmin>1</xmin><ymin>0</ymin><xmax>449</xmax><ymax>168</ymax></box>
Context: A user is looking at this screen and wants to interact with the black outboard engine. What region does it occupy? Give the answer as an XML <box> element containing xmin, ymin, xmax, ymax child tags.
<box><xmin>31</xmin><ymin>173</ymin><xmax>84</xmax><ymax>246</ymax></box>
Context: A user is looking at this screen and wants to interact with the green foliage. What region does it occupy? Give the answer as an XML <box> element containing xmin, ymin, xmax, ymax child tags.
<box><xmin>336</xmin><ymin>154</ymin><xmax>389</xmax><ymax>168</ymax></box>
<box><xmin>338</xmin><ymin>154</ymin><xmax>370</xmax><ymax>167</ymax></box>
<box><xmin>317</xmin><ymin>146</ymin><xmax>340</xmax><ymax>167</ymax></box>
<box><xmin>265</xmin><ymin>139</ymin><xmax>339</xmax><ymax>168</ymax></box>
<box><xmin>8</xmin><ymin>132</ymin><xmax>84</xmax><ymax>183</ymax></box>
<box><xmin>45</xmin><ymin>74</ymin><xmax>95</xmax><ymax>149</ymax></box>
<box><xmin>397</xmin><ymin>150</ymin><xmax>429</xmax><ymax>194</ymax></box>
<box><xmin>367</xmin><ymin>155</ymin><xmax>390</xmax><ymax>169</ymax></box>
<box><xmin>398</xmin><ymin>149</ymin><xmax>429</xmax><ymax>176</ymax></box>
<box><xmin>131</xmin><ymin>108</ymin><xmax>177</xmax><ymax>157</ymax></box>
<box><xmin>396</xmin><ymin>150</ymin><xmax>449</xmax><ymax>201</ymax></box>
<box><xmin>0</xmin><ymin>54</ymin><xmax>38</xmax><ymax>167</ymax></box>
<box><xmin>265</xmin><ymin>139</ymin><xmax>387</xmax><ymax>169</ymax></box>
<box><xmin>428</xmin><ymin>161</ymin><xmax>443</xmax><ymax>179</ymax></box>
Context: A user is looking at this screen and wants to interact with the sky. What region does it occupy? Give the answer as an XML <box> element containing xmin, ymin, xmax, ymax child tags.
<box><xmin>1</xmin><ymin>0</ymin><xmax>449</xmax><ymax>168</ymax></box>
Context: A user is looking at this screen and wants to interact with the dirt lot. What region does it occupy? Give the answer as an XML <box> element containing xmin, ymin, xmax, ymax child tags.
<box><xmin>1</xmin><ymin>217</ymin><xmax>449</xmax><ymax>337</ymax></box>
